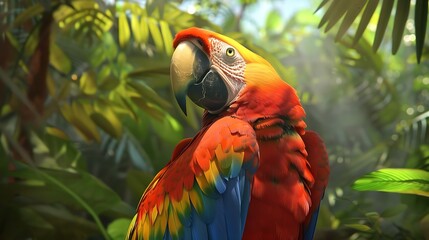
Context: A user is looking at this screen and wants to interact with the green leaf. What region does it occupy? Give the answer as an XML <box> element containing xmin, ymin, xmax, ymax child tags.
<box><xmin>9</xmin><ymin>163</ymin><xmax>113</xmax><ymax>239</ymax></box>
<box><xmin>266</xmin><ymin>10</ymin><xmax>283</xmax><ymax>32</ymax></box>
<box><xmin>380</xmin><ymin>204</ymin><xmax>407</xmax><ymax>218</ymax></box>
<box><xmin>415</xmin><ymin>0</ymin><xmax>428</xmax><ymax>63</ymax></box>
<box><xmin>345</xmin><ymin>223</ymin><xmax>373</xmax><ymax>232</ymax></box>
<box><xmin>13</xmin><ymin>4</ymin><xmax>44</xmax><ymax>26</ymax></box>
<box><xmin>391</xmin><ymin>0</ymin><xmax>410</xmax><ymax>54</ymax></box>
<box><xmin>118</xmin><ymin>12</ymin><xmax>130</xmax><ymax>48</ymax></box>
<box><xmin>323</xmin><ymin>0</ymin><xmax>350</xmax><ymax>32</ymax></box>
<box><xmin>373</xmin><ymin>0</ymin><xmax>394</xmax><ymax>51</ymax></box>
<box><xmin>50</xmin><ymin>42</ymin><xmax>71</xmax><ymax>74</ymax></box>
<box><xmin>45</xmin><ymin>126</ymin><xmax>69</xmax><ymax>140</ymax></box>
<box><xmin>314</xmin><ymin>0</ymin><xmax>332</xmax><ymax>13</ymax></box>
<box><xmin>130</xmin><ymin>14</ymin><xmax>142</xmax><ymax>43</ymax></box>
<box><xmin>108</xmin><ymin>218</ymin><xmax>132</xmax><ymax>240</ymax></box>
<box><xmin>79</xmin><ymin>71</ymin><xmax>97</xmax><ymax>95</ymax></box>
<box><xmin>91</xmin><ymin>100</ymin><xmax>123</xmax><ymax>138</ymax></box>
<box><xmin>353</xmin><ymin>0</ymin><xmax>379</xmax><ymax>45</ymax></box>
<box><xmin>335</xmin><ymin>0</ymin><xmax>366</xmax><ymax>41</ymax></box>
<box><xmin>61</xmin><ymin>102</ymin><xmax>100</xmax><ymax>142</ymax></box>
<box><xmin>353</xmin><ymin>168</ymin><xmax>429</xmax><ymax>197</ymax></box>
<box><xmin>160</xmin><ymin>20</ymin><xmax>173</xmax><ymax>55</ymax></box>
<box><xmin>148</xmin><ymin>18</ymin><xmax>164</xmax><ymax>52</ymax></box>
<box><xmin>127</xmin><ymin>81</ymin><xmax>171</xmax><ymax>109</ymax></box>
<box><xmin>139</xmin><ymin>12</ymin><xmax>149</xmax><ymax>43</ymax></box>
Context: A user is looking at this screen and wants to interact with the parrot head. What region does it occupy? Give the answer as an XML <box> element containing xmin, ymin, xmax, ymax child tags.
<box><xmin>170</xmin><ymin>27</ymin><xmax>276</xmax><ymax>115</ymax></box>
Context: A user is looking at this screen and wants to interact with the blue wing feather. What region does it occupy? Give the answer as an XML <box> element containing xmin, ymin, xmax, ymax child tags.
<box><xmin>303</xmin><ymin>205</ymin><xmax>320</xmax><ymax>240</ymax></box>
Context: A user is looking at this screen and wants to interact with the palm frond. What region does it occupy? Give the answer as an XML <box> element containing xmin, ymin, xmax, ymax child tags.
<box><xmin>317</xmin><ymin>0</ymin><xmax>427</xmax><ymax>62</ymax></box>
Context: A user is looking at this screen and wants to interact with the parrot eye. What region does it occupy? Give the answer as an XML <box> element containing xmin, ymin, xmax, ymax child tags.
<box><xmin>226</xmin><ymin>47</ymin><xmax>235</xmax><ymax>57</ymax></box>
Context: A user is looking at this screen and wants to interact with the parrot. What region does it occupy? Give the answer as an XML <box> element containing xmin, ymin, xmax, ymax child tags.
<box><xmin>126</xmin><ymin>27</ymin><xmax>330</xmax><ymax>240</ymax></box>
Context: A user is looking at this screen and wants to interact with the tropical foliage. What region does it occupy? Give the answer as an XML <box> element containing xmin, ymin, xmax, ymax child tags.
<box><xmin>0</xmin><ymin>0</ymin><xmax>428</xmax><ymax>239</ymax></box>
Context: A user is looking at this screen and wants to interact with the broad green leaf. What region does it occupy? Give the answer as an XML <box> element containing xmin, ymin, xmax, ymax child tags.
<box><xmin>49</xmin><ymin>42</ymin><xmax>71</xmax><ymax>74</ymax></box>
<box><xmin>323</xmin><ymin>0</ymin><xmax>350</xmax><ymax>32</ymax></box>
<box><xmin>353</xmin><ymin>0</ymin><xmax>379</xmax><ymax>45</ymax></box>
<box><xmin>415</xmin><ymin>0</ymin><xmax>428</xmax><ymax>63</ymax></box>
<box><xmin>391</xmin><ymin>0</ymin><xmax>410</xmax><ymax>54</ymax></box>
<box><xmin>148</xmin><ymin>18</ymin><xmax>164</xmax><ymax>52</ymax></box>
<box><xmin>108</xmin><ymin>218</ymin><xmax>132</xmax><ymax>240</ymax></box>
<box><xmin>79</xmin><ymin>71</ymin><xmax>97</xmax><ymax>95</ymax></box>
<box><xmin>353</xmin><ymin>168</ymin><xmax>429</xmax><ymax>197</ymax></box>
<box><xmin>8</xmin><ymin>163</ymin><xmax>112</xmax><ymax>239</ymax></box>
<box><xmin>373</xmin><ymin>0</ymin><xmax>394</xmax><ymax>51</ymax></box>
<box><xmin>118</xmin><ymin>12</ymin><xmax>130</xmax><ymax>48</ymax></box>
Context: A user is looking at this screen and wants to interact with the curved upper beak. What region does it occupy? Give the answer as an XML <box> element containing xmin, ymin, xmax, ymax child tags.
<box><xmin>170</xmin><ymin>41</ymin><xmax>210</xmax><ymax>115</ymax></box>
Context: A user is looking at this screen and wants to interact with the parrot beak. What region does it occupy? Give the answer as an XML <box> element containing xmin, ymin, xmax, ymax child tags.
<box><xmin>171</xmin><ymin>41</ymin><xmax>229</xmax><ymax>115</ymax></box>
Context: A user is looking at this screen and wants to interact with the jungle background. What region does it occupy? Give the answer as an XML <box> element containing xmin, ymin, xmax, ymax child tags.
<box><xmin>1</xmin><ymin>0</ymin><xmax>429</xmax><ymax>239</ymax></box>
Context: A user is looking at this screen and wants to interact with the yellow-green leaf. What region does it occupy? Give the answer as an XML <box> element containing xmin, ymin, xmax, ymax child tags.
<box><xmin>118</xmin><ymin>12</ymin><xmax>130</xmax><ymax>48</ymax></box>
<box><xmin>139</xmin><ymin>12</ymin><xmax>149</xmax><ymax>43</ymax></box>
<box><xmin>14</xmin><ymin>4</ymin><xmax>44</xmax><ymax>26</ymax></box>
<box><xmin>45</xmin><ymin>126</ymin><xmax>69</xmax><ymax>140</ymax></box>
<box><xmin>60</xmin><ymin>102</ymin><xmax>100</xmax><ymax>142</ymax></box>
<box><xmin>130</xmin><ymin>14</ymin><xmax>142</xmax><ymax>43</ymax></box>
<box><xmin>148</xmin><ymin>18</ymin><xmax>163</xmax><ymax>52</ymax></box>
<box><xmin>353</xmin><ymin>168</ymin><xmax>429</xmax><ymax>197</ymax></box>
<box><xmin>50</xmin><ymin>42</ymin><xmax>71</xmax><ymax>74</ymax></box>
<box><xmin>80</xmin><ymin>71</ymin><xmax>97</xmax><ymax>95</ymax></box>
<box><xmin>159</xmin><ymin>20</ymin><xmax>173</xmax><ymax>55</ymax></box>
<box><xmin>91</xmin><ymin>101</ymin><xmax>123</xmax><ymax>138</ymax></box>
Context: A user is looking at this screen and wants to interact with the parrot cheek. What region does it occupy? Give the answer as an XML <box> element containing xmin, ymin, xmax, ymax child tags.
<box><xmin>187</xmin><ymin>69</ymin><xmax>229</xmax><ymax>113</ymax></box>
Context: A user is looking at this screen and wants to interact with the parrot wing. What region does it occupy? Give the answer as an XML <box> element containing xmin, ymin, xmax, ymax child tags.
<box><xmin>301</xmin><ymin>131</ymin><xmax>330</xmax><ymax>240</ymax></box>
<box><xmin>127</xmin><ymin>116</ymin><xmax>259</xmax><ymax>240</ymax></box>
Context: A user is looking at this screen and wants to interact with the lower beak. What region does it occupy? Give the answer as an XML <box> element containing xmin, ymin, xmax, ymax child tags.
<box><xmin>170</xmin><ymin>41</ymin><xmax>228</xmax><ymax>115</ymax></box>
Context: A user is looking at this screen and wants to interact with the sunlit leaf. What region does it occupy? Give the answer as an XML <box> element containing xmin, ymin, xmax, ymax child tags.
<box><xmin>130</xmin><ymin>14</ymin><xmax>142</xmax><ymax>43</ymax></box>
<box><xmin>353</xmin><ymin>168</ymin><xmax>429</xmax><ymax>197</ymax></box>
<box><xmin>118</xmin><ymin>12</ymin><xmax>130</xmax><ymax>48</ymax></box>
<box><xmin>45</xmin><ymin>126</ymin><xmax>68</xmax><ymax>140</ymax></box>
<box><xmin>60</xmin><ymin>102</ymin><xmax>100</xmax><ymax>142</ymax></box>
<box><xmin>108</xmin><ymin>218</ymin><xmax>132</xmax><ymax>240</ymax></box>
<box><xmin>49</xmin><ymin>42</ymin><xmax>71</xmax><ymax>74</ymax></box>
<box><xmin>148</xmin><ymin>18</ymin><xmax>164</xmax><ymax>52</ymax></box>
<box><xmin>79</xmin><ymin>71</ymin><xmax>97</xmax><ymax>95</ymax></box>
<box><xmin>160</xmin><ymin>21</ymin><xmax>173</xmax><ymax>55</ymax></box>
<box><xmin>91</xmin><ymin>100</ymin><xmax>123</xmax><ymax>138</ymax></box>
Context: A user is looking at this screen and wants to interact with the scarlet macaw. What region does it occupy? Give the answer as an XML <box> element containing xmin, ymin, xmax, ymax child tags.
<box><xmin>127</xmin><ymin>27</ymin><xmax>330</xmax><ymax>240</ymax></box>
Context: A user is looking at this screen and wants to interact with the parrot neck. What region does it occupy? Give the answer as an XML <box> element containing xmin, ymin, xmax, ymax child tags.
<box><xmin>227</xmin><ymin>82</ymin><xmax>306</xmax><ymax>131</ymax></box>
